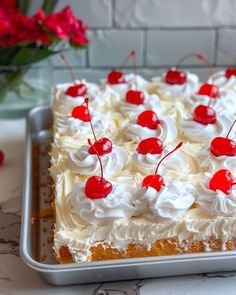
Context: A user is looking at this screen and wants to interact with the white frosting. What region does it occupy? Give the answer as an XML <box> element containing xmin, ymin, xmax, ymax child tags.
<box><xmin>52</xmin><ymin>80</ymin><xmax>109</xmax><ymax>115</ymax></box>
<box><xmin>196</xmin><ymin>173</ymin><xmax>236</xmax><ymax>216</ymax></box>
<box><xmin>125</xmin><ymin>114</ymin><xmax>177</xmax><ymax>143</ymax></box>
<box><xmin>198</xmin><ymin>145</ymin><xmax>236</xmax><ymax>174</ymax></box>
<box><xmin>132</xmin><ymin>146</ymin><xmax>199</xmax><ymax>179</ymax></box>
<box><xmin>52</xmin><ymin>74</ymin><xmax>236</xmax><ymax>263</ymax></box>
<box><xmin>133</xmin><ymin>179</ymin><xmax>195</xmax><ymax>221</ymax></box>
<box><xmin>53</xmin><ymin>172</ymin><xmax>236</xmax><ymax>263</ymax></box>
<box><xmin>54</xmin><ymin>111</ymin><xmax>107</xmax><ymax>136</ymax></box>
<box><xmin>71</xmin><ymin>182</ymin><xmax>135</xmax><ymax>225</ymax></box>
<box><xmin>101</xmin><ymin>73</ymin><xmax>151</xmax><ymax>96</ymax></box>
<box><xmin>190</xmin><ymin>89</ymin><xmax>236</xmax><ymax>116</ymax></box>
<box><xmin>120</xmin><ymin>91</ymin><xmax>164</xmax><ymax>119</ymax></box>
<box><xmin>67</xmin><ymin>144</ymin><xmax>128</xmax><ymax>176</ymax></box>
<box><xmin>152</xmin><ymin>70</ymin><xmax>199</xmax><ymax>101</ymax></box>
<box><xmin>209</xmin><ymin>71</ymin><xmax>236</xmax><ymax>91</ymax></box>
<box><xmin>182</xmin><ymin>113</ymin><xmax>234</xmax><ymax>143</ymax></box>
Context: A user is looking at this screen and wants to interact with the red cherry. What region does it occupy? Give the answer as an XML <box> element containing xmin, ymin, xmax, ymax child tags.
<box><xmin>88</xmin><ymin>137</ymin><xmax>112</xmax><ymax>156</ymax></box>
<box><xmin>142</xmin><ymin>174</ymin><xmax>164</xmax><ymax>192</ymax></box>
<box><xmin>84</xmin><ymin>176</ymin><xmax>113</xmax><ymax>199</ymax></box>
<box><xmin>0</xmin><ymin>150</ymin><xmax>4</xmax><ymax>166</ymax></box>
<box><xmin>141</xmin><ymin>142</ymin><xmax>183</xmax><ymax>192</ymax></box>
<box><xmin>193</xmin><ymin>105</ymin><xmax>216</xmax><ymax>125</ymax></box>
<box><xmin>210</xmin><ymin>137</ymin><xmax>236</xmax><ymax>157</ymax></box>
<box><xmin>137</xmin><ymin>110</ymin><xmax>160</xmax><ymax>130</ymax></box>
<box><xmin>107</xmin><ymin>70</ymin><xmax>125</xmax><ymax>85</ymax></box>
<box><xmin>210</xmin><ymin>119</ymin><xmax>236</xmax><ymax>157</ymax></box>
<box><xmin>209</xmin><ymin>169</ymin><xmax>234</xmax><ymax>195</ymax></box>
<box><xmin>225</xmin><ymin>68</ymin><xmax>236</xmax><ymax>79</ymax></box>
<box><xmin>65</xmin><ymin>83</ymin><xmax>87</xmax><ymax>97</ymax></box>
<box><xmin>125</xmin><ymin>90</ymin><xmax>144</xmax><ymax>105</ymax></box>
<box><xmin>71</xmin><ymin>105</ymin><xmax>90</xmax><ymax>122</ymax></box>
<box><xmin>164</xmin><ymin>69</ymin><xmax>187</xmax><ymax>85</ymax></box>
<box><xmin>137</xmin><ymin>137</ymin><xmax>163</xmax><ymax>155</ymax></box>
<box><xmin>197</xmin><ymin>83</ymin><xmax>220</xmax><ymax>99</ymax></box>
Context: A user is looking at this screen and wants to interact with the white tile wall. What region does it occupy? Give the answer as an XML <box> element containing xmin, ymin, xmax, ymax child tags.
<box><xmin>115</xmin><ymin>0</ymin><xmax>236</xmax><ymax>28</ymax></box>
<box><xmin>52</xmin><ymin>0</ymin><xmax>236</xmax><ymax>83</ymax></box>
<box><xmin>146</xmin><ymin>30</ymin><xmax>215</xmax><ymax>66</ymax></box>
<box><xmin>217</xmin><ymin>29</ymin><xmax>236</xmax><ymax>65</ymax></box>
<box><xmin>88</xmin><ymin>30</ymin><xmax>144</xmax><ymax>67</ymax></box>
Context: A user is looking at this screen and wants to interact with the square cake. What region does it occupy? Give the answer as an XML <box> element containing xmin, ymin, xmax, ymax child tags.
<box><xmin>50</xmin><ymin>63</ymin><xmax>236</xmax><ymax>264</ymax></box>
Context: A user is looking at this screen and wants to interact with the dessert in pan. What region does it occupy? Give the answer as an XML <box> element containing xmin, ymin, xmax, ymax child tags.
<box><xmin>50</xmin><ymin>52</ymin><xmax>236</xmax><ymax>264</ymax></box>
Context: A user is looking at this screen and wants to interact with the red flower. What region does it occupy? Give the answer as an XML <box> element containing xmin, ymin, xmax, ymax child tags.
<box><xmin>0</xmin><ymin>0</ymin><xmax>17</xmax><ymax>12</ymax></box>
<box><xmin>41</xmin><ymin>6</ymin><xmax>88</xmax><ymax>45</ymax></box>
<box><xmin>0</xmin><ymin>9</ymin><xmax>11</xmax><ymax>38</ymax></box>
<box><xmin>0</xmin><ymin>4</ymin><xmax>88</xmax><ymax>48</ymax></box>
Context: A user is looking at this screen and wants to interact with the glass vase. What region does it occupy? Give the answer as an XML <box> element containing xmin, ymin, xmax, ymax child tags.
<box><xmin>0</xmin><ymin>61</ymin><xmax>52</xmax><ymax>118</ymax></box>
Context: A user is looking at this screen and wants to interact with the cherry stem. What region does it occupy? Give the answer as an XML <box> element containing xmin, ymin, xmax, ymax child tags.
<box><xmin>85</xmin><ymin>98</ymin><xmax>98</xmax><ymax>142</ymax></box>
<box><xmin>60</xmin><ymin>53</ymin><xmax>77</xmax><ymax>85</ymax></box>
<box><xmin>88</xmin><ymin>139</ymin><xmax>104</xmax><ymax>181</ymax></box>
<box><xmin>226</xmin><ymin>119</ymin><xmax>236</xmax><ymax>138</ymax></box>
<box><xmin>120</xmin><ymin>50</ymin><xmax>136</xmax><ymax>68</ymax></box>
<box><xmin>176</xmin><ymin>53</ymin><xmax>214</xmax><ymax>76</ymax></box>
<box><xmin>154</xmin><ymin>142</ymin><xmax>183</xmax><ymax>175</ymax></box>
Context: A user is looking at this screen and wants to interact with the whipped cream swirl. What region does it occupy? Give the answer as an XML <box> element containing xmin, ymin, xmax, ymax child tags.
<box><xmin>125</xmin><ymin>115</ymin><xmax>177</xmax><ymax>143</ymax></box>
<box><xmin>209</xmin><ymin>71</ymin><xmax>236</xmax><ymax>91</ymax></box>
<box><xmin>182</xmin><ymin>113</ymin><xmax>234</xmax><ymax>143</ymax></box>
<box><xmin>71</xmin><ymin>182</ymin><xmax>135</xmax><ymax>225</ymax></box>
<box><xmin>196</xmin><ymin>173</ymin><xmax>236</xmax><ymax>216</ymax></box>
<box><xmin>152</xmin><ymin>70</ymin><xmax>199</xmax><ymax>101</ymax></box>
<box><xmin>54</xmin><ymin>111</ymin><xmax>107</xmax><ymax>136</ymax></box>
<box><xmin>101</xmin><ymin>73</ymin><xmax>151</xmax><ymax>96</ymax></box>
<box><xmin>134</xmin><ymin>179</ymin><xmax>195</xmax><ymax>220</ymax></box>
<box><xmin>67</xmin><ymin>144</ymin><xmax>128</xmax><ymax>176</ymax></box>
<box><xmin>198</xmin><ymin>145</ymin><xmax>236</xmax><ymax>174</ymax></box>
<box><xmin>52</xmin><ymin>80</ymin><xmax>108</xmax><ymax>115</ymax></box>
<box><xmin>191</xmin><ymin>89</ymin><xmax>236</xmax><ymax>116</ymax></box>
<box><xmin>120</xmin><ymin>91</ymin><xmax>164</xmax><ymax>119</ymax></box>
<box><xmin>132</xmin><ymin>146</ymin><xmax>196</xmax><ymax>177</ymax></box>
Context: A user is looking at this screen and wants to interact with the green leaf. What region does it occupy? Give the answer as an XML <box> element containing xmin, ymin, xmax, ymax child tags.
<box><xmin>18</xmin><ymin>0</ymin><xmax>31</xmax><ymax>14</ymax></box>
<box><xmin>10</xmin><ymin>47</ymin><xmax>57</xmax><ymax>66</ymax></box>
<box><xmin>42</xmin><ymin>0</ymin><xmax>59</xmax><ymax>14</ymax></box>
<box><xmin>0</xmin><ymin>47</ymin><xmax>19</xmax><ymax>65</ymax></box>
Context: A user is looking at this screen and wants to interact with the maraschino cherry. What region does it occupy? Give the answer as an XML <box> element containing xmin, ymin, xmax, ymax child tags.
<box><xmin>197</xmin><ymin>83</ymin><xmax>220</xmax><ymax>99</ymax></box>
<box><xmin>0</xmin><ymin>150</ymin><xmax>4</xmax><ymax>166</ymax></box>
<box><xmin>137</xmin><ymin>137</ymin><xmax>163</xmax><ymax>155</ymax></box>
<box><xmin>60</xmin><ymin>53</ymin><xmax>87</xmax><ymax>97</ymax></box>
<box><xmin>107</xmin><ymin>51</ymin><xmax>136</xmax><ymax>85</ymax></box>
<box><xmin>85</xmin><ymin>139</ymin><xmax>113</xmax><ymax>199</ymax></box>
<box><xmin>209</xmin><ymin>169</ymin><xmax>234</xmax><ymax>195</ymax></box>
<box><xmin>85</xmin><ymin>98</ymin><xmax>112</xmax><ymax>156</ymax></box>
<box><xmin>210</xmin><ymin>120</ymin><xmax>236</xmax><ymax>157</ymax></box>
<box><xmin>225</xmin><ymin>68</ymin><xmax>236</xmax><ymax>79</ymax></box>
<box><xmin>141</xmin><ymin>142</ymin><xmax>183</xmax><ymax>191</ymax></box>
<box><xmin>137</xmin><ymin>110</ymin><xmax>160</xmax><ymax>130</ymax></box>
<box><xmin>164</xmin><ymin>53</ymin><xmax>207</xmax><ymax>85</ymax></box>
<box><xmin>193</xmin><ymin>104</ymin><xmax>216</xmax><ymax>125</ymax></box>
<box><xmin>124</xmin><ymin>51</ymin><xmax>145</xmax><ymax>105</ymax></box>
<box><xmin>165</xmin><ymin>69</ymin><xmax>187</xmax><ymax>85</ymax></box>
<box><xmin>71</xmin><ymin>99</ymin><xmax>90</xmax><ymax>121</ymax></box>
<box><xmin>192</xmin><ymin>56</ymin><xmax>221</xmax><ymax>124</ymax></box>
<box><xmin>107</xmin><ymin>71</ymin><xmax>125</xmax><ymax>85</ymax></box>
<box><xmin>194</xmin><ymin>54</ymin><xmax>220</xmax><ymax>98</ymax></box>
<box><xmin>126</xmin><ymin>90</ymin><xmax>144</xmax><ymax>105</ymax></box>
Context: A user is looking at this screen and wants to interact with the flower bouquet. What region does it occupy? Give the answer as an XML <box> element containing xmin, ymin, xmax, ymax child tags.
<box><xmin>0</xmin><ymin>0</ymin><xmax>88</xmax><ymax>117</ymax></box>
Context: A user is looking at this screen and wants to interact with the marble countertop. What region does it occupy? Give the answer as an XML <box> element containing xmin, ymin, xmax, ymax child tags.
<box><xmin>1</xmin><ymin>118</ymin><xmax>236</xmax><ymax>295</ymax></box>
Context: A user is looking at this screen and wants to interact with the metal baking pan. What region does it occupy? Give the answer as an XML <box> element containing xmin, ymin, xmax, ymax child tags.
<box><xmin>20</xmin><ymin>106</ymin><xmax>236</xmax><ymax>286</ymax></box>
